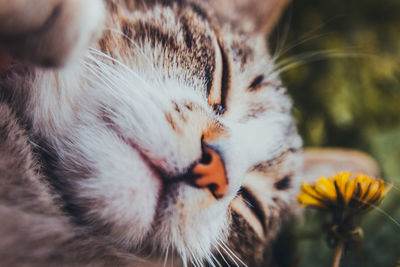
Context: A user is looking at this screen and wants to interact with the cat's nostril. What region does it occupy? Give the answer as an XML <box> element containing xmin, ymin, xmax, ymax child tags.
<box><xmin>199</xmin><ymin>150</ymin><xmax>212</xmax><ymax>165</ymax></box>
<box><xmin>190</xmin><ymin>146</ymin><xmax>228</xmax><ymax>199</ymax></box>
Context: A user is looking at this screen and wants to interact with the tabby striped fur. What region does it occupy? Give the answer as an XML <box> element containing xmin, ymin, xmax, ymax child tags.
<box><xmin>0</xmin><ymin>0</ymin><xmax>301</xmax><ymax>265</ymax></box>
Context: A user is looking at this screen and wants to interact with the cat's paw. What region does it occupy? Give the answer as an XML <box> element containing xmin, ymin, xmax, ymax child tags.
<box><xmin>0</xmin><ymin>0</ymin><xmax>105</xmax><ymax>67</ymax></box>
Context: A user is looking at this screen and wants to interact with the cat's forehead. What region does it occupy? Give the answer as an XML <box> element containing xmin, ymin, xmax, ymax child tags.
<box><xmin>99</xmin><ymin>0</ymin><xmax>257</xmax><ymax>89</ymax></box>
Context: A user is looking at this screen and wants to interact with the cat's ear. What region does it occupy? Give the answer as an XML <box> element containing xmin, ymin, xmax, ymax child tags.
<box><xmin>206</xmin><ymin>0</ymin><xmax>289</xmax><ymax>34</ymax></box>
<box><xmin>303</xmin><ymin>148</ymin><xmax>380</xmax><ymax>182</ymax></box>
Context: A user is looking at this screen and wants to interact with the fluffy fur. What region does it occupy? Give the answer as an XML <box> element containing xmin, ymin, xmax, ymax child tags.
<box><xmin>0</xmin><ymin>0</ymin><xmax>302</xmax><ymax>265</ymax></box>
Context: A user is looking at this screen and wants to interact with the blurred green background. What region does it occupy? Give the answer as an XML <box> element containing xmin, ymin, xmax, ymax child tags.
<box><xmin>269</xmin><ymin>0</ymin><xmax>400</xmax><ymax>266</ymax></box>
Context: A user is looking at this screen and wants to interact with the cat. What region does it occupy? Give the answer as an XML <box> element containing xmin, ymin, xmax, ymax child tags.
<box><xmin>0</xmin><ymin>0</ymin><xmax>378</xmax><ymax>266</ymax></box>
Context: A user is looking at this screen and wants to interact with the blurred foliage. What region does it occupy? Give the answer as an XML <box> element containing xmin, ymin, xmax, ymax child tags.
<box><xmin>269</xmin><ymin>0</ymin><xmax>400</xmax><ymax>266</ymax></box>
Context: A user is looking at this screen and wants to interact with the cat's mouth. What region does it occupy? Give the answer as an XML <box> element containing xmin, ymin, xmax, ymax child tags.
<box><xmin>102</xmin><ymin>115</ymin><xmax>166</xmax><ymax>181</ymax></box>
<box><xmin>102</xmin><ymin>115</ymin><xmax>229</xmax><ymax>199</ymax></box>
<box><xmin>122</xmin><ymin>135</ymin><xmax>230</xmax><ymax>199</ymax></box>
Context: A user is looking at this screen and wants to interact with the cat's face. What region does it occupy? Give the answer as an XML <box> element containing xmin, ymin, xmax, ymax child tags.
<box><xmin>14</xmin><ymin>0</ymin><xmax>301</xmax><ymax>264</ymax></box>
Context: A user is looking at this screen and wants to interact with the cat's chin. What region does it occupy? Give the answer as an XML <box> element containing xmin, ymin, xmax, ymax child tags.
<box><xmin>89</xmin><ymin>173</ymin><xmax>230</xmax><ymax>264</ymax></box>
<box><xmin>67</xmin><ymin>134</ymin><xmax>232</xmax><ymax>263</ymax></box>
<box><xmin>138</xmin><ymin>183</ymin><xmax>231</xmax><ymax>264</ymax></box>
<box><xmin>118</xmin><ymin>168</ymin><xmax>231</xmax><ymax>263</ymax></box>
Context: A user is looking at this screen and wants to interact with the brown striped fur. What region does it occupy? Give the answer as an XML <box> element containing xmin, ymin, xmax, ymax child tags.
<box><xmin>0</xmin><ymin>0</ymin><xmax>307</xmax><ymax>266</ymax></box>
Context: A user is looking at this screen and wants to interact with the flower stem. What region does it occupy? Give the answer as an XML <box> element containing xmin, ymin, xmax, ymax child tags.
<box><xmin>331</xmin><ymin>241</ymin><xmax>344</xmax><ymax>267</ymax></box>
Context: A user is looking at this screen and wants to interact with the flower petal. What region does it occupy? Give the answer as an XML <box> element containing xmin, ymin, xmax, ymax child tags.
<box><xmin>382</xmin><ymin>182</ymin><xmax>393</xmax><ymax>197</ymax></box>
<box><xmin>334</xmin><ymin>172</ymin><xmax>351</xmax><ymax>198</ymax></box>
<box><xmin>301</xmin><ymin>182</ymin><xmax>323</xmax><ymax>199</ymax></box>
<box><xmin>314</xmin><ymin>177</ymin><xmax>337</xmax><ymax>201</ymax></box>
<box><xmin>363</xmin><ymin>179</ymin><xmax>381</xmax><ymax>203</ymax></box>
<box><xmin>297</xmin><ymin>192</ymin><xmax>326</xmax><ymax>208</ymax></box>
<box><xmin>297</xmin><ymin>172</ymin><xmax>391</xmax><ymax>212</ymax></box>
<box><xmin>344</xmin><ymin>178</ymin><xmax>356</xmax><ymax>204</ymax></box>
<box><xmin>355</xmin><ymin>175</ymin><xmax>371</xmax><ymax>197</ymax></box>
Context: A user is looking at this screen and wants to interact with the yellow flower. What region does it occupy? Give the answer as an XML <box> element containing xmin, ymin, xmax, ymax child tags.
<box><xmin>297</xmin><ymin>172</ymin><xmax>392</xmax><ymax>211</ymax></box>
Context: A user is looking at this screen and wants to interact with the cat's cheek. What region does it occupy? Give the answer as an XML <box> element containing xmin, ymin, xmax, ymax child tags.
<box><xmin>77</xmin><ymin>143</ymin><xmax>163</xmax><ymax>245</ymax></box>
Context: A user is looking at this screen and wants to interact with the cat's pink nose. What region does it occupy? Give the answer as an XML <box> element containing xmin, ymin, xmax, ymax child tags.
<box><xmin>191</xmin><ymin>146</ymin><xmax>228</xmax><ymax>199</ymax></box>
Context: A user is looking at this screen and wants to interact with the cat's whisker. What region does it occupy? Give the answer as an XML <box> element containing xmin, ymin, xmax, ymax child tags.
<box><xmin>163</xmin><ymin>244</ymin><xmax>170</xmax><ymax>267</ymax></box>
<box><xmin>271</xmin><ymin>10</ymin><xmax>381</xmax><ymax>68</ymax></box>
<box><xmin>105</xmin><ymin>27</ymin><xmax>154</xmax><ymax>65</ymax></box>
<box><xmin>82</xmin><ymin>63</ymin><xmax>152</xmax><ymax>117</ymax></box>
<box><xmin>189</xmin><ymin>258</ymin><xmax>197</xmax><ymax>267</ymax></box>
<box><xmin>88</xmin><ymin>47</ymin><xmax>155</xmax><ymax>90</ymax></box>
<box><xmin>197</xmin><ymin>257</ymin><xmax>206</xmax><ymax>267</ymax></box>
<box><xmin>354</xmin><ymin>197</ymin><xmax>400</xmax><ymax>230</ymax></box>
<box><xmin>194</xmin><ymin>253</ymin><xmax>204</xmax><ymax>267</ymax></box>
<box><xmin>198</xmin><ymin>254</ymin><xmax>207</xmax><ymax>267</ymax></box>
<box><xmin>220</xmin><ymin>241</ymin><xmax>248</xmax><ymax>267</ymax></box>
<box><xmin>188</xmin><ymin>249</ymin><xmax>199</xmax><ymax>267</ymax></box>
<box><xmin>218</xmin><ymin>246</ymin><xmax>238</xmax><ymax>266</ymax></box>
<box><xmin>275</xmin><ymin>49</ymin><xmax>375</xmax><ymax>73</ymax></box>
<box><xmin>82</xmin><ymin>62</ymin><xmax>118</xmax><ymax>93</ymax></box>
<box><xmin>85</xmin><ymin>51</ymin><xmax>152</xmax><ymax>93</ymax></box>
<box><xmin>213</xmin><ymin>244</ymin><xmax>230</xmax><ymax>267</ymax></box>
<box><xmin>104</xmin><ymin>27</ymin><xmax>164</xmax><ymax>83</ymax></box>
<box><xmin>84</xmin><ymin>60</ymin><xmax>146</xmax><ymax>106</ymax></box>
<box><xmin>199</xmin><ymin>244</ymin><xmax>214</xmax><ymax>267</ymax></box>
<box><xmin>83</xmin><ymin>55</ymin><xmax>127</xmax><ymax>87</ymax></box>
<box><xmin>383</xmin><ymin>180</ymin><xmax>400</xmax><ymax>194</ymax></box>
<box><xmin>216</xmin><ymin>241</ymin><xmax>240</xmax><ymax>267</ymax></box>
<box><xmin>83</xmin><ymin>62</ymin><xmax>167</xmax><ymax>143</ymax></box>
<box><xmin>272</xmin><ymin>12</ymin><xmax>349</xmax><ymax>60</ymax></box>
<box><xmin>83</xmin><ymin>58</ymin><xmax>166</xmax><ymax>129</ymax></box>
<box><xmin>272</xmin><ymin>32</ymin><xmax>332</xmax><ymax>62</ymax></box>
<box><xmin>85</xmin><ymin>52</ymin><xmax>171</xmax><ymax>109</ymax></box>
<box><xmin>197</xmin><ymin>249</ymin><xmax>208</xmax><ymax>267</ymax></box>
<box><xmin>83</xmin><ymin>57</ymin><xmax>142</xmax><ymax>99</ymax></box>
<box><xmin>271</xmin><ymin>3</ymin><xmax>293</xmax><ymax>60</ymax></box>
<box><xmin>276</xmin><ymin>50</ymin><xmax>332</xmax><ymax>68</ymax></box>
<box><xmin>181</xmin><ymin>251</ymin><xmax>188</xmax><ymax>267</ymax></box>
<box><xmin>210</xmin><ymin>252</ymin><xmax>222</xmax><ymax>267</ymax></box>
<box><xmin>205</xmin><ymin>249</ymin><xmax>217</xmax><ymax>267</ymax></box>
<box><xmin>171</xmin><ymin>251</ymin><xmax>175</xmax><ymax>267</ymax></box>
